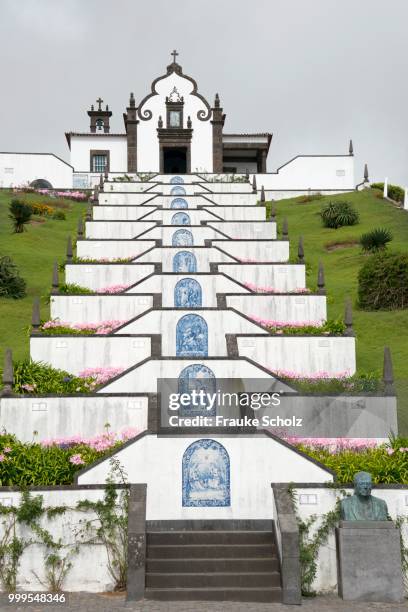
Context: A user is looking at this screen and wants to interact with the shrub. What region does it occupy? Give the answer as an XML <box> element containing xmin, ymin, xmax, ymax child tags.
<box><xmin>0</xmin><ymin>360</ymin><xmax>94</xmax><ymax>395</ymax></box>
<box><xmin>297</xmin><ymin>193</ymin><xmax>323</xmax><ymax>203</ymax></box>
<box><xmin>57</xmin><ymin>283</ymin><xmax>94</xmax><ymax>295</ymax></box>
<box><xmin>371</xmin><ymin>182</ymin><xmax>404</xmax><ymax>203</ymax></box>
<box><xmin>0</xmin><ymin>256</ymin><xmax>26</xmax><ymax>299</ymax></box>
<box><xmin>8</xmin><ymin>199</ymin><xmax>32</xmax><ymax>233</ymax></box>
<box><xmin>360</xmin><ymin>227</ymin><xmax>393</xmax><ymax>252</ymax></box>
<box><xmin>320</xmin><ymin>201</ymin><xmax>359</xmax><ymax>229</ymax></box>
<box><xmin>358</xmin><ymin>251</ymin><xmax>408</xmax><ymax>310</ymax></box>
<box><xmin>29</xmin><ymin>202</ymin><xmax>54</xmax><ymax>217</ymax></box>
<box><xmin>298</xmin><ymin>439</ymin><xmax>408</xmax><ymax>484</ymax></box>
<box><xmin>52</xmin><ymin>210</ymin><xmax>66</xmax><ymax>220</ymax></box>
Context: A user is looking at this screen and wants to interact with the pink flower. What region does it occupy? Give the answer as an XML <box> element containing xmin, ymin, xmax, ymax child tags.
<box><xmin>3</xmin><ymin>447</ymin><xmax>12</xmax><ymax>454</ymax></box>
<box><xmin>0</xmin><ymin>455</ymin><xmax>6</xmax><ymax>462</ymax></box>
<box><xmin>69</xmin><ymin>454</ymin><xmax>85</xmax><ymax>465</ymax></box>
<box><xmin>386</xmin><ymin>448</ymin><xmax>395</xmax><ymax>455</ymax></box>
<box><xmin>96</xmin><ymin>284</ymin><xmax>132</xmax><ymax>294</ymax></box>
<box><xmin>21</xmin><ymin>384</ymin><xmax>36</xmax><ymax>392</ymax></box>
<box><xmin>78</xmin><ymin>366</ymin><xmax>125</xmax><ymax>385</ymax></box>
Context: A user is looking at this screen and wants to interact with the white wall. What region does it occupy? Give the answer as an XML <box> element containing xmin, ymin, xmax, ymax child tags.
<box><xmin>92</xmin><ymin>205</ymin><xmax>158</xmax><ymax>220</ymax></box>
<box><xmin>30</xmin><ymin>336</ymin><xmax>151</xmax><ymax>373</ymax></box>
<box><xmin>0</xmin><ymin>488</ymin><xmax>121</xmax><ymax>592</ymax></box>
<box><xmin>0</xmin><ymin>396</ymin><xmax>148</xmax><ymax>441</ymax></box>
<box><xmin>65</xmin><ymin>263</ymin><xmax>154</xmax><ymax>290</ymax></box>
<box><xmin>50</xmin><ymin>294</ymin><xmax>154</xmax><ymax>323</ymax></box>
<box><xmin>218</xmin><ymin>263</ymin><xmax>306</xmax><ymax>291</ymax></box>
<box><xmin>213</xmin><ymin>240</ymin><xmax>289</xmax><ymax>262</ymax></box>
<box><xmin>85</xmin><ymin>220</ymin><xmax>156</xmax><ymax>239</ymax></box>
<box><xmin>0</xmin><ymin>153</ymin><xmax>72</xmax><ymax>188</ymax></box>
<box><xmin>78</xmin><ymin>434</ymin><xmax>333</xmax><ymax>519</ymax></box>
<box><xmin>76</xmin><ymin>239</ymin><xmax>156</xmax><ymax>260</ymax></box>
<box><xmin>69</xmin><ymin>135</ymin><xmax>127</xmax><ymax>172</ymax></box>
<box><xmin>227</xmin><ymin>294</ymin><xmax>327</xmax><ymax>324</ymax></box>
<box><xmin>256</xmin><ymin>155</ymin><xmax>355</xmax><ymax>191</ymax></box>
<box><xmin>237</xmin><ymin>336</ymin><xmax>356</xmax><ymax>377</ymax></box>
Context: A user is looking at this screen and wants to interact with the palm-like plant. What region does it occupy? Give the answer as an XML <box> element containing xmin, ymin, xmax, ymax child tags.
<box><xmin>9</xmin><ymin>199</ymin><xmax>32</xmax><ymax>233</ymax></box>
<box><xmin>360</xmin><ymin>228</ymin><xmax>393</xmax><ymax>252</ymax></box>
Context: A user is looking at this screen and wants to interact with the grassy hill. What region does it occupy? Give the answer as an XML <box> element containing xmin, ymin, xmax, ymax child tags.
<box><xmin>264</xmin><ymin>188</ymin><xmax>408</xmax><ymax>433</ymax></box>
<box><xmin>0</xmin><ymin>187</ymin><xmax>407</xmax><ymax>432</ymax></box>
<box><xmin>0</xmin><ymin>190</ymin><xmax>87</xmax><ymax>361</ymax></box>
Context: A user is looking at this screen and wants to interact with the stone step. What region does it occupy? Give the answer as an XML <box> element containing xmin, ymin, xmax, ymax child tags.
<box><xmin>146</xmin><ymin>571</ymin><xmax>281</xmax><ymax>589</ymax></box>
<box><xmin>145</xmin><ymin>586</ymin><xmax>282</xmax><ymax>602</ymax></box>
<box><xmin>146</xmin><ymin>556</ymin><xmax>279</xmax><ymax>573</ymax></box>
<box><xmin>146</xmin><ymin>530</ymin><xmax>274</xmax><ymax>546</ymax></box>
<box><xmin>147</xmin><ymin>543</ymin><xmax>276</xmax><ymax>559</ymax></box>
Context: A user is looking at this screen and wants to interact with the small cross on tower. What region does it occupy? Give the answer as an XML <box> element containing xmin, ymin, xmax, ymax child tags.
<box><xmin>96</xmin><ymin>97</ymin><xmax>103</xmax><ymax>110</ymax></box>
<box><xmin>171</xmin><ymin>49</ymin><xmax>179</xmax><ymax>63</ymax></box>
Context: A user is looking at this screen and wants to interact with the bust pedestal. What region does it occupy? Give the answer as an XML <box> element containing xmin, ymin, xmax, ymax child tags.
<box><xmin>336</xmin><ymin>521</ymin><xmax>404</xmax><ymax>602</ymax></box>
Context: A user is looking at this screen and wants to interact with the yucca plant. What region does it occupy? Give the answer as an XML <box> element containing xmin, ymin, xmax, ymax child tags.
<box><xmin>8</xmin><ymin>199</ymin><xmax>32</xmax><ymax>233</ymax></box>
<box><xmin>360</xmin><ymin>228</ymin><xmax>393</xmax><ymax>252</ymax></box>
<box><xmin>320</xmin><ymin>201</ymin><xmax>359</xmax><ymax>229</ymax></box>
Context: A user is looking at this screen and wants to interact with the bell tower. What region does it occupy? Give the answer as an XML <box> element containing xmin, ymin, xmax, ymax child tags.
<box><xmin>87</xmin><ymin>98</ymin><xmax>112</xmax><ymax>133</ymax></box>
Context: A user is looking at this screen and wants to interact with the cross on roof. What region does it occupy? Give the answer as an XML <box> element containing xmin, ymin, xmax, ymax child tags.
<box><xmin>96</xmin><ymin>97</ymin><xmax>103</xmax><ymax>110</ymax></box>
<box><xmin>171</xmin><ymin>49</ymin><xmax>179</xmax><ymax>63</ymax></box>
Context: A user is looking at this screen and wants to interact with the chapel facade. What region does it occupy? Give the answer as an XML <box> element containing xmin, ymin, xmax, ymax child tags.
<box><xmin>65</xmin><ymin>51</ymin><xmax>272</xmax><ymax>175</ymax></box>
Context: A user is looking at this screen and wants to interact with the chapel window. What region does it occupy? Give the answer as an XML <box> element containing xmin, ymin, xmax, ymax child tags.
<box><xmin>92</xmin><ymin>154</ymin><xmax>107</xmax><ymax>173</ymax></box>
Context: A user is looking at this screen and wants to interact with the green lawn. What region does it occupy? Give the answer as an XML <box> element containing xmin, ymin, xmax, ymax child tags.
<box><xmin>265</xmin><ymin>189</ymin><xmax>408</xmax><ymax>433</ymax></box>
<box><xmin>0</xmin><ymin>187</ymin><xmax>407</xmax><ymax>432</ymax></box>
<box><xmin>0</xmin><ymin>190</ymin><xmax>87</xmax><ymax>362</ymax></box>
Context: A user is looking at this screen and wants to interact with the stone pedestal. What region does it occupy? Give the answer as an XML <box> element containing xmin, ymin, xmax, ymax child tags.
<box><xmin>336</xmin><ymin>521</ymin><xmax>404</xmax><ymax>603</ymax></box>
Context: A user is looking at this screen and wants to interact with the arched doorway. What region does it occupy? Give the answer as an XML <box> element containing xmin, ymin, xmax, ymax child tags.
<box><xmin>164</xmin><ymin>148</ymin><xmax>187</xmax><ymax>174</ymax></box>
<box><xmin>30</xmin><ymin>179</ymin><xmax>53</xmax><ymax>189</ymax></box>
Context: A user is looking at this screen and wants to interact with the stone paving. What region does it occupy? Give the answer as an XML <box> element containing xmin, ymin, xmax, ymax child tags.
<box><xmin>0</xmin><ymin>592</ymin><xmax>407</xmax><ymax>612</ymax></box>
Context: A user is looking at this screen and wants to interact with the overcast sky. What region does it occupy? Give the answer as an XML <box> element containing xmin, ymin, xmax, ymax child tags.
<box><xmin>1</xmin><ymin>0</ymin><xmax>407</xmax><ymax>184</ymax></box>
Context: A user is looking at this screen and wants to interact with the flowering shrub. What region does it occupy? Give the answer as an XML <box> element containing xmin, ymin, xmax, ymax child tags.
<box><xmin>292</xmin><ymin>436</ymin><xmax>408</xmax><ymax>484</ymax></box>
<box><xmin>40</xmin><ymin>319</ymin><xmax>127</xmax><ymax>335</ymax></box>
<box><xmin>73</xmin><ymin>256</ymin><xmax>137</xmax><ymax>264</ymax></box>
<box><xmin>29</xmin><ymin>202</ymin><xmax>55</xmax><ymax>217</ymax></box>
<box><xmin>37</xmin><ymin>189</ymin><xmax>89</xmax><ymax>202</ymax></box>
<box><xmin>244</xmin><ymin>282</ymin><xmax>311</xmax><ymax>294</ymax></box>
<box><xmin>249</xmin><ymin>317</ymin><xmax>346</xmax><ymax>336</ymax></box>
<box><xmin>0</xmin><ymin>361</ymin><xmax>124</xmax><ymax>395</ymax></box>
<box><xmin>78</xmin><ymin>367</ymin><xmax>125</xmax><ymax>386</ymax></box>
<box><xmin>274</xmin><ymin>369</ymin><xmax>381</xmax><ymax>393</ymax></box>
<box><xmin>96</xmin><ymin>284</ymin><xmax>132</xmax><ymax>294</ymax></box>
<box><xmin>0</xmin><ymin>429</ymin><xmax>140</xmax><ymax>486</ymax></box>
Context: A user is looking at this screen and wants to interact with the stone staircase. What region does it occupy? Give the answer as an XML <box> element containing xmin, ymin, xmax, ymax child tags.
<box><xmin>145</xmin><ymin>522</ymin><xmax>282</xmax><ymax>602</ymax></box>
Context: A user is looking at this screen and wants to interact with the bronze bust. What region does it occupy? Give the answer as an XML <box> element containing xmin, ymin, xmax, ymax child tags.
<box><xmin>340</xmin><ymin>471</ymin><xmax>389</xmax><ymax>521</ymax></box>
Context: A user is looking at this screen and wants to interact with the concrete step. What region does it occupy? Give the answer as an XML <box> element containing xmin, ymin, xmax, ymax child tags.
<box><xmin>145</xmin><ymin>586</ymin><xmax>282</xmax><ymax>602</ymax></box>
<box><xmin>147</xmin><ymin>543</ymin><xmax>276</xmax><ymax>559</ymax></box>
<box><xmin>146</xmin><ymin>571</ymin><xmax>281</xmax><ymax>589</ymax></box>
<box><xmin>146</xmin><ymin>530</ymin><xmax>274</xmax><ymax>546</ymax></box>
<box><xmin>146</xmin><ymin>556</ymin><xmax>279</xmax><ymax>573</ymax></box>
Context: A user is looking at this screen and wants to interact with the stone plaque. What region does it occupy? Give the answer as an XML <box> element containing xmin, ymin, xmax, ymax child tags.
<box><xmin>336</xmin><ymin>521</ymin><xmax>404</xmax><ymax>602</ymax></box>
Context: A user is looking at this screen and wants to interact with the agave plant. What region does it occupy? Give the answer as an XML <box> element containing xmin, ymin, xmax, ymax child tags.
<box><xmin>360</xmin><ymin>228</ymin><xmax>393</xmax><ymax>252</ymax></box>
<box><xmin>320</xmin><ymin>201</ymin><xmax>359</xmax><ymax>229</ymax></box>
